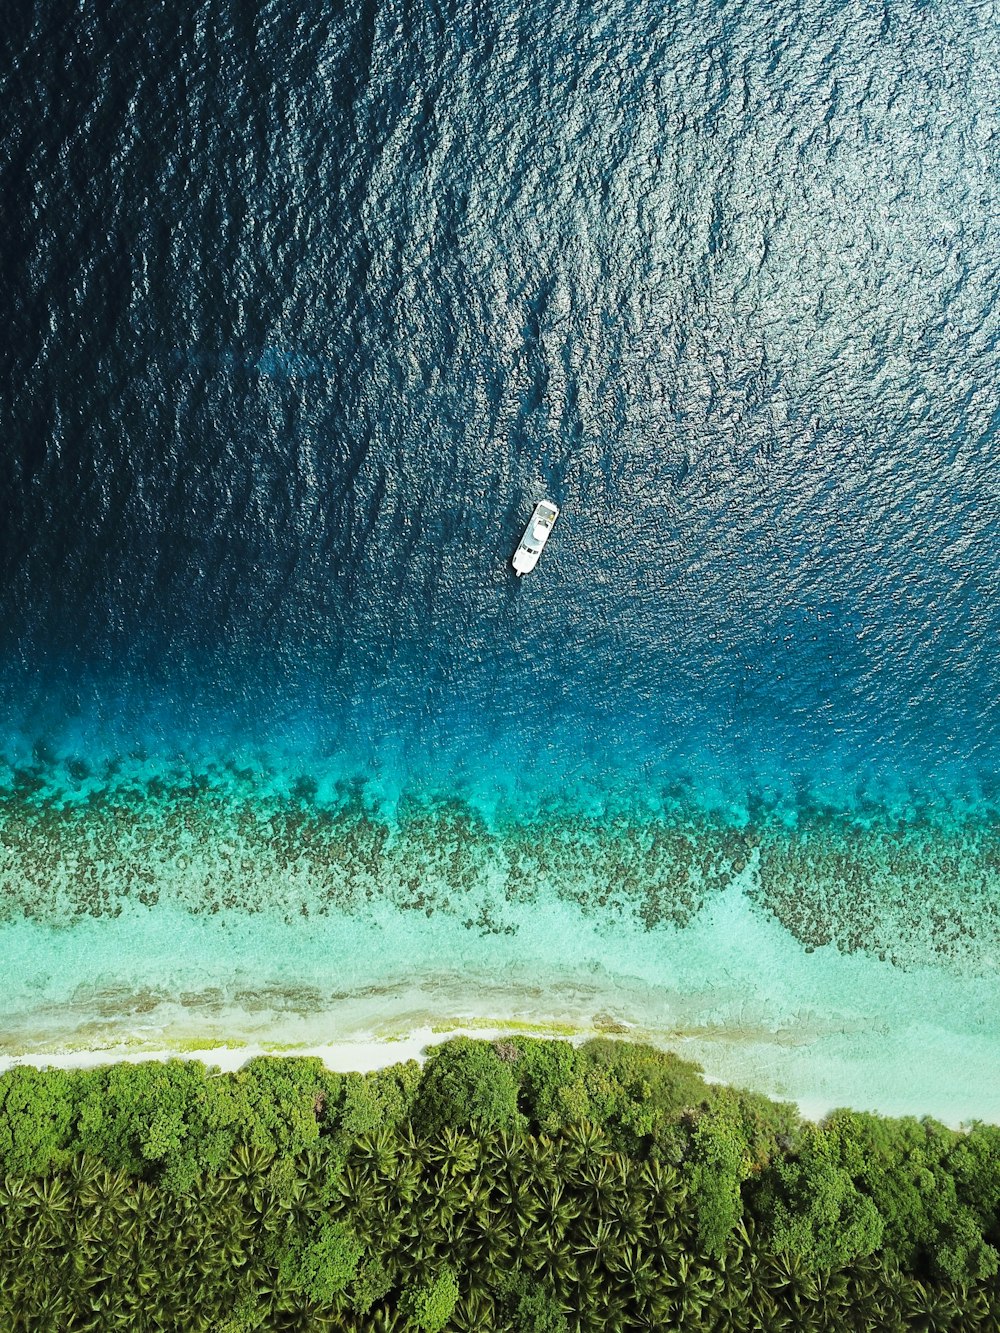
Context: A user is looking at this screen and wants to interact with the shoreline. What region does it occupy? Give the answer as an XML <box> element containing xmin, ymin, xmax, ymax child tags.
<box><xmin>0</xmin><ymin>1019</ymin><xmax>885</xmax><ymax>1128</ymax></box>
<box><xmin>3</xmin><ymin>884</ymin><xmax>998</xmax><ymax>1129</ymax></box>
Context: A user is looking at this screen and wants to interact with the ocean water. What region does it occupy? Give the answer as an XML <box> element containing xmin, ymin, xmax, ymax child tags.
<box><xmin>2</xmin><ymin>0</ymin><xmax>999</xmax><ymax>1118</ymax></box>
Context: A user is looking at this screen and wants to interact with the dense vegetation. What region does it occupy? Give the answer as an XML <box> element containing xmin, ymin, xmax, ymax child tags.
<box><xmin>1</xmin><ymin>1037</ymin><xmax>999</xmax><ymax>1330</ymax></box>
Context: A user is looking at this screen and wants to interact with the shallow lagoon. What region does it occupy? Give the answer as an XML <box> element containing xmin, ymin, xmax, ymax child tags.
<box><xmin>3</xmin><ymin>754</ymin><xmax>999</xmax><ymax>1122</ymax></box>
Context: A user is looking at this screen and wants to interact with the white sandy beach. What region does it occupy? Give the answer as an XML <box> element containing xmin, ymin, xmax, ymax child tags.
<box><xmin>0</xmin><ymin>1020</ymin><xmax>842</xmax><ymax>1125</ymax></box>
<box><xmin>3</xmin><ymin>879</ymin><xmax>999</xmax><ymax>1129</ymax></box>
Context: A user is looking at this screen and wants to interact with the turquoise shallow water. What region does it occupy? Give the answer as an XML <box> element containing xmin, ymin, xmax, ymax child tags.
<box><xmin>3</xmin><ymin>756</ymin><xmax>1000</xmax><ymax>1120</ymax></box>
<box><xmin>3</xmin><ymin>0</ymin><xmax>1000</xmax><ymax>1116</ymax></box>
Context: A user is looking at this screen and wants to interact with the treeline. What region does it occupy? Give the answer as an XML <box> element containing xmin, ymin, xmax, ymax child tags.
<box><xmin>1</xmin><ymin>1037</ymin><xmax>999</xmax><ymax>1330</ymax></box>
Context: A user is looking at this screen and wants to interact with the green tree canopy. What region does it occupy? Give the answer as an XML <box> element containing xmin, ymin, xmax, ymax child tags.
<box><xmin>275</xmin><ymin>1216</ymin><xmax>364</xmax><ymax>1305</ymax></box>
<box><xmin>754</xmin><ymin>1128</ymin><xmax>885</xmax><ymax>1270</ymax></box>
<box><xmin>822</xmin><ymin>1108</ymin><xmax>999</xmax><ymax>1282</ymax></box>
<box><xmin>0</xmin><ymin>1064</ymin><xmax>75</xmax><ymax>1175</ymax></box>
<box><xmin>412</xmin><ymin>1038</ymin><xmax>521</xmax><ymax>1135</ymax></box>
<box><xmin>400</xmin><ymin>1266</ymin><xmax>460</xmax><ymax>1332</ymax></box>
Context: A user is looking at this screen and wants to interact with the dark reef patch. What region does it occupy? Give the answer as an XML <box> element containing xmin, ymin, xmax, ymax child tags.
<box><xmin>2</xmin><ymin>756</ymin><xmax>998</xmax><ymax>971</ymax></box>
<box><xmin>749</xmin><ymin>805</ymin><xmax>1000</xmax><ymax>970</ymax></box>
<box><xmin>0</xmin><ymin>758</ymin><xmax>745</xmax><ymax>935</ymax></box>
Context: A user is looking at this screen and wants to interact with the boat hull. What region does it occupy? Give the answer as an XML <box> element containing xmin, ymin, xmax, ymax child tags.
<box><xmin>512</xmin><ymin>500</ymin><xmax>559</xmax><ymax>575</ymax></box>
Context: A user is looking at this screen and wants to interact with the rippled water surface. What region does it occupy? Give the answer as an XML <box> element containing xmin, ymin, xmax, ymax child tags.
<box><xmin>2</xmin><ymin>0</ymin><xmax>999</xmax><ymax>1116</ymax></box>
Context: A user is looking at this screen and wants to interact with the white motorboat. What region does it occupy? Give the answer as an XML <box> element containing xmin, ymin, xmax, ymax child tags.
<box><xmin>512</xmin><ymin>500</ymin><xmax>559</xmax><ymax>576</ymax></box>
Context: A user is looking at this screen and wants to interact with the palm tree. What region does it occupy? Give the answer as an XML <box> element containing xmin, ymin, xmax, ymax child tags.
<box><xmin>657</xmin><ymin>1253</ymin><xmax>721</xmax><ymax>1325</ymax></box>
<box><xmin>574</xmin><ymin>1274</ymin><xmax>630</xmax><ymax>1333</ymax></box>
<box><xmin>614</xmin><ymin>1241</ymin><xmax>657</xmax><ymax>1293</ymax></box>
<box><xmin>425</xmin><ymin>1126</ymin><xmax>480</xmax><ymax>1179</ymax></box>
<box><xmin>531</xmin><ymin>1178</ymin><xmax>582</xmax><ymax>1260</ymax></box>
<box><xmin>362</xmin><ymin>1194</ymin><xmax>406</xmax><ymax>1254</ymax></box>
<box><xmin>521</xmin><ymin>1132</ymin><xmax>561</xmax><ymax>1183</ymax></box>
<box><xmin>485</xmin><ymin>1128</ymin><xmax>523</xmax><ymax>1176</ymax></box>
<box><xmin>380</xmin><ymin>1153</ymin><xmax>422</xmax><ymax>1208</ymax></box>
<box><xmin>353</xmin><ymin>1125</ymin><xmax>399</xmax><ymax>1174</ymax></box>
<box><xmin>950</xmin><ymin>1286</ymin><xmax>991</xmax><ymax>1332</ymax></box>
<box><xmin>450</xmin><ymin>1286</ymin><xmax>497</xmax><ymax>1333</ymax></box>
<box><xmin>533</xmin><ymin>1241</ymin><xmax>577</xmax><ymax>1291</ymax></box>
<box><xmin>574</xmin><ymin>1218</ymin><xmax>620</xmax><ymax>1272</ymax></box>
<box><xmin>575</xmin><ymin>1155</ymin><xmax>624</xmax><ymax>1212</ymax></box>
<box><xmin>80</xmin><ymin>1271</ymin><xmax>131</xmax><ymax>1330</ymax></box>
<box><xmin>604</xmin><ymin>1187</ymin><xmax>649</xmax><ymax>1249</ymax></box>
<box><xmin>332</xmin><ymin>1162</ymin><xmax>379</xmax><ymax>1217</ymax></box>
<box><xmin>418</xmin><ymin>1178</ymin><xmax>474</xmax><ymax>1258</ymax></box>
<box><xmin>117</xmin><ymin>1179</ymin><xmax>160</xmax><ymax>1237</ymax></box>
<box><xmin>367</xmin><ymin>1304</ymin><xmax>407</xmax><ymax>1333</ymax></box>
<box><xmin>0</xmin><ymin>1173</ymin><xmax>32</xmax><ymax>1219</ymax></box>
<box><xmin>627</xmin><ymin>1297</ymin><xmax>677</xmax><ymax>1333</ymax></box>
<box><xmin>561</xmin><ymin>1120</ymin><xmax>611</xmax><ymax>1170</ymax></box>
<box><xmin>29</xmin><ymin>1174</ymin><xmax>73</xmax><ymax>1214</ymax></box>
<box><xmin>701</xmin><ymin>1281</ymin><xmax>758</xmax><ymax>1333</ymax></box>
<box><xmin>762</xmin><ymin>1250</ymin><xmax>819</xmax><ymax>1315</ymax></box>
<box><xmin>25</xmin><ymin>1174</ymin><xmax>74</xmax><ymax>1248</ymax></box>
<box><xmin>476</xmin><ymin>1222</ymin><xmax>519</xmax><ymax>1292</ymax></box>
<box><xmin>807</xmin><ymin>1263</ymin><xmax>851</xmax><ymax>1327</ymax></box>
<box><xmin>492</xmin><ymin>1169</ymin><xmax>542</xmax><ymax>1237</ymax></box>
<box><xmin>970</xmin><ymin>1299</ymin><xmax>1000</xmax><ymax>1333</ymax></box>
<box><xmin>67</xmin><ymin>1152</ymin><xmax>104</xmax><ymax>1191</ymax></box>
<box><xmin>840</xmin><ymin>1255</ymin><xmax>899</xmax><ymax>1331</ymax></box>
<box><xmin>295</xmin><ymin>1146</ymin><xmax>338</xmax><ymax>1208</ymax></box>
<box><xmin>29</xmin><ymin>1279</ymin><xmax>78</xmax><ymax>1330</ymax></box>
<box><xmin>746</xmin><ymin>1284</ymin><xmax>794</xmax><ymax>1331</ymax></box>
<box><xmin>568</xmin><ymin>1265</ymin><xmax>609</xmax><ymax>1331</ymax></box>
<box><xmin>636</xmin><ymin>1157</ymin><xmax>685</xmax><ymax>1212</ymax></box>
<box><xmin>224</xmin><ymin>1141</ymin><xmax>276</xmax><ymax>1186</ymax></box>
<box><xmin>646</xmin><ymin>1215</ymin><xmax>684</xmax><ymax>1277</ymax></box>
<box><xmin>78</xmin><ymin>1166</ymin><xmax>134</xmax><ymax>1221</ymax></box>
<box><xmin>902</xmin><ymin>1281</ymin><xmax>964</xmax><ymax>1333</ymax></box>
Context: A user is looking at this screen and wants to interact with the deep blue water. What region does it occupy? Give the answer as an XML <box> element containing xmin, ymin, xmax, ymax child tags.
<box><xmin>2</xmin><ymin>0</ymin><xmax>1000</xmax><ymax>971</ymax></box>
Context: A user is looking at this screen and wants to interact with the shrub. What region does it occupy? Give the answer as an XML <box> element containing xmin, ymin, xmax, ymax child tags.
<box><xmin>349</xmin><ymin>1256</ymin><xmax>394</xmax><ymax>1314</ymax></box>
<box><xmin>276</xmin><ymin>1216</ymin><xmax>363</xmax><ymax>1304</ymax></box>
<box><xmin>73</xmin><ymin>1060</ymin><xmax>220</xmax><ymax>1187</ymax></box>
<box><xmin>822</xmin><ymin>1109</ymin><xmax>999</xmax><ymax>1282</ymax></box>
<box><xmin>685</xmin><ymin>1110</ymin><xmax>750</xmax><ymax>1256</ymax></box>
<box><xmin>4</xmin><ymin>1036</ymin><xmax>1000</xmax><ymax>1330</ymax></box>
<box><xmin>214</xmin><ymin>1294</ymin><xmax>265</xmax><ymax>1332</ymax></box>
<box><xmin>400</xmin><ymin>1267</ymin><xmax>459</xmax><ymax>1332</ymax></box>
<box><xmin>754</xmin><ymin>1129</ymin><xmax>884</xmax><ymax>1270</ymax></box>
<box><xmin>66</xmin><ymin>1056</ymin><xmax>342</xmax><ymax>1190</ymax></box>
<box><xmin>506</xmin><ymin>1037</ymin><xmax>588</xmax><ymax>1132</ymax></box>
<box><xmin>231</xmin><ymin>1056</ymin><xmax>342</xmax><ymax>1157</ymax></box>
<box><xmin>717</xmin><ymin>1086</ymin><xmax>804</xmax><ymax>1169</ymax></box>
<box><xmin>335</xmin><ymin>1061</ymin><xmax>421</xmax><ymax>1143</ymax></box>
<box><xmin>0</xmin><ymin>1065</ymin><xmax>75</xmax><ymax>1174</ymax></box>
<box><xmin>575</xmin><ymin>1039</ymin><xmax>711</xmax><ymax>1153</ymax></box>
<box><xmin>932</xmin><ymin>1207</ymin><xmax>999</xmax><ymax>1284</ymax></box>
<box><xmin>498</xmin><ymin>1271</ymin><xmax>569</xmax><ymax>1332</ymax></box>
<box><xmin>412</xmin><ymin>1038</ymin><xmax>521</xmax><ymax>1135</ymax></box>
<box><xmin>948</xmin><ymin>1122</ymin><xmax>1000</xmax><ymax>1227</ymax></box>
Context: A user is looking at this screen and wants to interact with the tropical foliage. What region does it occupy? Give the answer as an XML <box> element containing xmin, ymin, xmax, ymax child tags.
<box><xmin>0</xmin><ymin>1037</ymin><xmax>998</xmax><ymax>1330</ymax></box>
